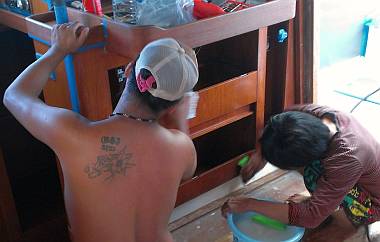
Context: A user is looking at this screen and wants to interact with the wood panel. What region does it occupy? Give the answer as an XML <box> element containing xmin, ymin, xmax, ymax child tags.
<box><xmin>105</xmin><ymin>0</ymin><xmax>296</xmax><ymax>58</ymax></box>
<box><xmin>264</xmin><ymin>21</ymin><xmax>289</xmax><ymax>118</ymax></box>
<box><xmin>189</xmin><ymin>71</ymin><xmax>257</xmax><ymax>127</ymax></box>
<box><xmin>0</xmin><ymin>147</ymin><xmax>21</xmax><ymax>242</ymax></box>
<box><xmin>34</xmin><ymin>42</ymin><xmax>73</xmax><ymax>110</ymax></box>
<box><xmin>176</xmin><ymin>151</ymin><xmax>254</xmax><ymax>206</ymax></box>
<box><xmin>256</xmin><ymin>27</ymin><xmax>268</xmax><ymax>143</ymax></box>
<box><xmin>284</xmin><ymin>18</ymin><xmax>295</xmax><ymax>108</ymax></box>
<box><xmin>26</xmin><ymin>11</ymin><xmax>105</xmax><ymax>47</ymax></box>
<box><xmin>0</xmin><ymin>8</ymin><xmax>27</xmax><ymax>32</ymax></box>
<box><xmin>29</xmin><ymin>0</ymin><xmax>48</xmax><ymax>14</ymax></box>
<box><xmin>73</xmin><ymin>48</ymin><xmax>129</xmax><ymax>120</ymax></box>
<box><xmin>190</xmin><ymin>106</ymin><xmax>253</xmax><ymax>139</ymax></box>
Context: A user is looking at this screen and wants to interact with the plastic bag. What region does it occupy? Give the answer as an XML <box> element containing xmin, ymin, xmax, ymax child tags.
<box><xmin>136</xmin><ymin>0</ymin><xmax>195</xmax><ymax>28</ymax></box>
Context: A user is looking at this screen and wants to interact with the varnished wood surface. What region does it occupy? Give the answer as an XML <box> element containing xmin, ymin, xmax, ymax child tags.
<box><xmin>73</xmin><ymin>47</ymin><xmax>119</xmax><ymax>120</ymax></box>
<box><xmin>189</xmin><ymin>71</ymin><xmax>257</xmax><ymax>128</ymax></box>
<box><xmin>0</xmin><ymin>8</ymin><xmax>27</xmax><ymax>32</ymax></box>
<box><xmin>264</xmin><ymin>21</ymin><xmax>289</xmax><ymax>118</ymax></box>
<box><xmin>176</xmin><ymin>151</ymin><xmax>254</xmax><ymax>206</ymax></box>
<box><xmin>284</xmin><ymin>18</ymin><xmax>295</xmax><ymax>108</ymax></box>
<box><xmin>29</xmin><ymin>0</ymin><xmax>48</xmax><ymax>14</ymax></box>
<box><xmin>19</xmin><ymin>0</ymin><xmax>296</xmax><ymax>60</ymax></box>
<box><xmin>105</xmin><ymin>0</ymin><xmax>296</xmax><ymax>58</ymax></box>
<box><xmin>190</xmin><ymin>106</ymin><xmax>253</xmax><ymax>139</ymax></box>
<box><xmin>255</xmin><ymin>28</ymin><xmax>267</xmax><ymax>143</ymax></box>
<box><xmin>26</xmin><ymin>10</ymin><xmax>105</xmax><ymax>47</ymax></box>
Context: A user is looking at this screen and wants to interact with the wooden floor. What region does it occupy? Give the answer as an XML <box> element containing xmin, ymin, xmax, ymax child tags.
<box><xmin>16</xmin><ymin>171</ymin><xmax>372</xmax><ymax>242</ymax></box>
<box><xmin>171</xmin><ymin>171</ymin><xmax>370</xmax><ymax>242</ymax></box>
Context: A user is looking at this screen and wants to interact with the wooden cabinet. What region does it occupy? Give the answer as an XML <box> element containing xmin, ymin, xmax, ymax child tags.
<box><xmin>22</xmin><ymin>0</ymin><xmax>295</xmax><ymax>205</ymax></box>
<box><xmin>0</xmin><ymin>0</ymin><xmax>298</xmax><ymax>239</ymax></box>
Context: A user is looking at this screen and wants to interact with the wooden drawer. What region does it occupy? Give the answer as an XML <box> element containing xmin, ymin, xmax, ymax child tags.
<box><xmin>176</xmin><ymin>151</ymin><xmax>254</xmax><ymax>206</ymax></box>
<box><xmin>189</xmin><ymin>71</ymin><xmax>257</xmax><ymax>128</ymax></box>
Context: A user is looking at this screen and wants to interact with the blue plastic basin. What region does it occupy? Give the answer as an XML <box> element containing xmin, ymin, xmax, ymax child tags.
<box><xmin>227</xmin><ymin>212</ymin><xmax>305</xmax><ymax>242</ymax></box>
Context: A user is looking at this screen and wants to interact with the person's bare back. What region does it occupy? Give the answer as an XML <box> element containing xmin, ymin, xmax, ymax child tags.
<box><xmin>3</xmin><ymin>22</ymin><xmax>199</xmax><ymax>242</ymax></box>
<box><xmin>59</xmin><ymin>118</ymin><xmax>195</xmax><ymax>242</ymax></box>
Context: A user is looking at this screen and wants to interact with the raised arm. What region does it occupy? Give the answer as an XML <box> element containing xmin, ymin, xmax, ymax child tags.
<box><xmin>3</xmin><ymin>22</ymin><xmax>89</xmax><ymax>151</ymax></box>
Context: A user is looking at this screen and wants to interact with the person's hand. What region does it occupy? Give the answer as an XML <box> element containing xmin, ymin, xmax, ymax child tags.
<box><xmin>51</xmin><ymin>21</ymin><xmax>89</xmax><ymax>56</ymax></box>
<box><xmin>286</xmin><ymin>193</ymin><xmax>310</xmax><ymax>204</ymax></box>
<box><xmin>221</xmin><ymin>196</ymin><xmax>253</xmax><ymax>218</ymax></box>
<box><xmin>240</xmin><ymin>151</ymin><xmax>266</xmax><ymax>183</ymax></box>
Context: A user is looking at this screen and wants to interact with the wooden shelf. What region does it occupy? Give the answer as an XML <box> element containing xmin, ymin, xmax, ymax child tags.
<box><xmin>190</xmin><ymin>106</ymin><xmax>253</xmax><ymax>139</ymax></box>
<box><xmin>189</xmin><ymin>71</ymin><xmax>257</xmax><ymax>128</ymax></box>
<box><xmin>176</xmin><ymin>150</ymin><xmax>254</xmax><ymax>206</ymax></box>
<box><xmin>21</xmin><ymin>0</ymin><xmax>295</xmax><ymax>59</ymax></box>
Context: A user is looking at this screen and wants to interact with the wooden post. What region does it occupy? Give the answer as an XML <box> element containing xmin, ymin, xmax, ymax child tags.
<box><xmin>256</xmin><ymin>27</ymin><xmax>268</xmax><ymax>143</ymax></box>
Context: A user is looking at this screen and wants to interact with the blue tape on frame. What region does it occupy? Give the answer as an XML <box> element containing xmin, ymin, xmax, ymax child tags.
<box><xmin>35</xmin><ymin>53</ymin><xmax>57</xmax><ymax>80</ymax></box>
<box><xmin>28</xmin><ymin>34</ymin><xmax>51</xmax><ymax>46</ymax></box>
<box><xmin>64</xmin><ymin>54</ymin><xmax>80</xmax><ymax>112</ymax></box>
<box><xmin>54</xmin><ymin>4</ymin><xmax>69</xmax><ymax>24</ymax></box>
<box><xmin>77</xmin><ymin>42</ymin><xmax>106</xmax><ymax>53</ymax></box>
<box><xmin>102</xmin><ymin>18</ymin><xmax>109</xmax><ymax>39</ymax></box>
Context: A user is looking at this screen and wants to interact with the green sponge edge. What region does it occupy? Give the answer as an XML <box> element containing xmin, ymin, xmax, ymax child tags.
<box><xmin>238</xmin><ymin>155</ymin><xmax>250</xmax><ymax>167</ymax></box>
<box><xmin>251</xmin><ymin>214</ymin><xmax>287</xmax><ymax>231</ymax></box>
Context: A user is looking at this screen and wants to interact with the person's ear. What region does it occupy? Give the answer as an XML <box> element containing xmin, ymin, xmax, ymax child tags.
<box><xmin>124</xmin><ymin>62</ymin><xmax>133</xmax><ymax>80</ymax></box>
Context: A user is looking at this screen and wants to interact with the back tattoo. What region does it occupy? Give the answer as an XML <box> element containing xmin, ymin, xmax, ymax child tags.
<box><xmin>84</xmin><ymin>136</ymin><xmax>135</xmax><ymax>182</ymax></box>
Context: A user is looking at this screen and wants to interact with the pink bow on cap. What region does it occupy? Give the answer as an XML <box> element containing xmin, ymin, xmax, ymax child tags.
<box><xmin>136</xmin><ymin>73</ymin><xmax>156</xmax><ymax>93</ymax></box>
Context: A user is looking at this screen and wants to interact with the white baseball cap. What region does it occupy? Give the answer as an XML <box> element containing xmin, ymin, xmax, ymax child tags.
<box><xmin>135</xmin><ymin>38</ymin><xmax>199</xmax><ymax>101</ymax></box>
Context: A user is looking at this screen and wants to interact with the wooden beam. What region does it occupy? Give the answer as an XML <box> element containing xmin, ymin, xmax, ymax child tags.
<box><xmin>0</xmin><ymin>8</ymin><xmax>27</xmax><ymax>32</ymax></box>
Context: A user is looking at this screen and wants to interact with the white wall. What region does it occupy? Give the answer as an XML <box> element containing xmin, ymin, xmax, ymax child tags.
<box><xmin>320</xmin><ymin>0</ymin><xmax>380</xmax><ymax>68</ymax></box>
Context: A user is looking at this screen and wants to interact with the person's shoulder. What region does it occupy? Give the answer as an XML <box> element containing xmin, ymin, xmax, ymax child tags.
<box><xmin>167</xmin><ymin>129</ymin><xmax>194</xmax><ymax>148</ymax></box>
<box><xmin>323</xmin><ymin>133</ymin><xmax>362</xmax><ymax>168</ymax></box>
<box><xmin>328</xmin><ymin>132</ymin><xmax>360</xmax><ymax>155</ymax></box>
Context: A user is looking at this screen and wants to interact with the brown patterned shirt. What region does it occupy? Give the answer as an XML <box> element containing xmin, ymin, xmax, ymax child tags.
<box><xmin>286</xmin><ymin>104</ymin><xmax>380</xmax><ymax>228</ymax></box>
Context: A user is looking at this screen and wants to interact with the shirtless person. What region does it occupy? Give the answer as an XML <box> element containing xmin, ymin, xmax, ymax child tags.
<box><xmin>3</xmin><ymin>22</ymin><xmax>199</xmax><ymax>242</ymax></box>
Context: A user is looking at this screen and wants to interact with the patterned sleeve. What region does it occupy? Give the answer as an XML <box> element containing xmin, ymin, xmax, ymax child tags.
<box><xmin>288</xmin><ymin>140</ymin><xmax>363</xmax><ymax>228</ymax></box>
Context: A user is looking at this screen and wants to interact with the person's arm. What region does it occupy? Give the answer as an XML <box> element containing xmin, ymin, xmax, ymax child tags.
<box><xmin>168</xmin><ymin>128</ymin><xmax>197</xmax><ymax>181</ymax></box>
<box><xmin>288</xmin><ymin>152</ymin><xmax>362</xmax><ymax>228</ymax></box>
<box><xmin>222</xmin><ymin>197</ymin><xmax>289</xmax><ymax>224</ymax></box>
<box><xmin>3</xmin><ymin>22</ymin><xmax>89</xmax><ymax>151</ymax></box>
<box><xmin>181</xmin><ymin>139</ymin><xmax>197</xmax><ymax>181</ymax></box>
<box><xmin>224</xmin><ymin>142</ymin><xmax>363</xmax><ymax>228</ymax></box>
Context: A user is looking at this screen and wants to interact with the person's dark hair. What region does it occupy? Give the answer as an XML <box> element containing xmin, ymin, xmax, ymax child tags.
<box><xmin>125</xmin><ymin>61</ymin><xmax>180</xmax><ymax>115</ymax></box>
<box><xmin>259</xmin><ymin>111</ymin><xmax>331</xmax><ymax>169</ymax></box>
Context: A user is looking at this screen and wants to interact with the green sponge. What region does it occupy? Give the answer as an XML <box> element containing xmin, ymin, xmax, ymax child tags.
<box><xmin>238</xmin><ymin>155</ymin><xmax>250</xmax><ymax>167</ymax></box>
<box><xmin>251</xmin><ymin>214</ymin><xmax>287</xmax><ymax>231</ymax></box>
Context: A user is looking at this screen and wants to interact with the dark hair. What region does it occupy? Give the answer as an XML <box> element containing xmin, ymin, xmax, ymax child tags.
<box><xmin>260</xmin><ymin>111</ymin><xmax>331</xmax><ymax>169</ymax></box>
<box><xmin>125</xmin><ymin>62</ymin><xmax>180</xmax><ymax>115</ymax></box>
